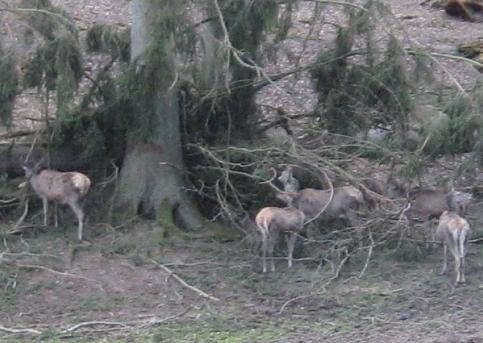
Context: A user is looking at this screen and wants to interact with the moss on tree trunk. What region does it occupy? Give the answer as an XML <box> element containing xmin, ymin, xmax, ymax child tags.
<box><xmin>111</xmin><ymin>0</ymin><xmax>205</xmax><ymax>232</ymax></box>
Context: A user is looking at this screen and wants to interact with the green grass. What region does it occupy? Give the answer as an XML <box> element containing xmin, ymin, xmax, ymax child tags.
<box><xmin>151</xmin><ymin>319</ymin><xmax>284</xmax><ymax>343</ymax></box>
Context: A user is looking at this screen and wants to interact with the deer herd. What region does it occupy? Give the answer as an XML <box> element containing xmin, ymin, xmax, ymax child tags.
<box><xmin>19</xmin><ymin>157</ymin><xmax>476</xmax><ymax>285</ymax></box>
<box><xmin>255</xmin><ymin>164</ymin><xmax>475</xmax><ymax>285</ymax></box>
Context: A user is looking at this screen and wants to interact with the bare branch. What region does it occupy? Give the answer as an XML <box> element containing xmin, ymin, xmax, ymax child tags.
<box><xmin>0</xmin><ymin>325</ymin><xmax>41</xmax><ymax>335</ymax></box>
<box><xmin>151</xmin><ymin>259</ymin><xmax>220</xmax><ymax>302</ymax></box>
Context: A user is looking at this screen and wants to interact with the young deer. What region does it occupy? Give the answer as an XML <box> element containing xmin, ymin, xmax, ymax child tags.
<box><xmin>23</xmin><ymin>164</ymin><xmax>91</xmax><ymax>241</ymax></box>
<box><xmin>255</xmin><ymin>206</ymin><xmax>305</xmax><ymax>273</ymax></box>
<box><xmin>436</xmin><ymin>211</ymin><xmax>471</xmax><ymax>284</ymax></box>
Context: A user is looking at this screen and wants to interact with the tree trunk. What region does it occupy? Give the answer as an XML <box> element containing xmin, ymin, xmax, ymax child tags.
<box><xmin>112</xmin><ymin>0</ymin><xmax>204</xmax><ymax>232</ymax></box>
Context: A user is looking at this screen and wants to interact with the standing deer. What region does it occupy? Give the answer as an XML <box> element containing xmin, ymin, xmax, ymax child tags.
<box><xmin>401</xmin><ymin>187</ymin><xmax>465</xmax><ymax>247</ymax></box>
<box><xmin>255</xmin><ymin>206</ymin><xmax>305</xmax><ymax>273</ymax></box>
<box><xmin>268</xmin><ymin>167</ymin><xmax>363</xmax><ymax>227</ymax></box>
<box><xmin>436</xmin><ymin>211</ymin><xmax>471</xmax><ymax>284</ymax></box>
<box><xmin>23</xmin><ymin>163</ymin><xmax>91</xmax><ymax>241</ymax></box>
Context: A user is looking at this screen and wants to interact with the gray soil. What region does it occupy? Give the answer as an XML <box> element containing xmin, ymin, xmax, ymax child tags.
<box><xmin>1</xmin><ymin>1</ymin><xmax>483</xmax><ymax>342</ymax></box>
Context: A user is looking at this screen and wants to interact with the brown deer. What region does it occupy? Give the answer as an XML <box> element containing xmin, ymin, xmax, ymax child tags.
<box><xmin>401</xmin><ymin>187</ymin><xmax>463</xmax><ymax>247</ymax></box>
<box><xmin>436</xmin><ymin>211</ymin><xmax>471</xmax><ymax>284</ymax></box>
<box><xmin>23</xmin><ymin>163</ymin><xmax>91</xmax><ymax>241</ymax></box>
<box><xmin>267</xmin><ymin>167</ymin><xmax>363</xmax><ymax>227</ymax></box>
<box><xmin>255</xmin><ymin>206</ymin><xmax>305</xmax><ymax>273</ymax></box>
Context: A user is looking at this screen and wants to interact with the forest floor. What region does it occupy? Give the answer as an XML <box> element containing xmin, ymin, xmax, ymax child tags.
<box><xmin>0</xmin><ymin>209</ymin><xmax>482</xmax><ymax>343</ymax></box>
<box><xmin>1</xmin><ymin>0</ymin><xmax>483</xmax><ymax>342</ymax></box>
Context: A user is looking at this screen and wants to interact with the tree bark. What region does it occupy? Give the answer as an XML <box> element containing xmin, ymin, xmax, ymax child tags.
<box><xmin>112</xmin><ymin>0</ymin><xmax>204</xmax><ymax>231</ymax></box>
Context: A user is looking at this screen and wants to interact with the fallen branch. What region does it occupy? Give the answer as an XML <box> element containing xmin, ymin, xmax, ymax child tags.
<box><xmin>151</xmin><ymin>259</ymin><xmax>220</xmax><ymax>302</ymax></box>
<box><xmin>136</xmin><ymin>305</ymin><xmax>194</xmax><ymax>329</ymax></box>
<box><xmin>95</xmin><ymin>160</ymin><xmax>119</xmax><ymax>189</ymax></box>
<box><xmin>278</xmin><ymin>291</ymin><xmax>326</xmax><ymax>315</ymax></box>
<box><xmin>10</xmin><ymin>199</ymin><xmax>29</xmax><ymax>234</ymax></box>
<box><xmin>0</xmin><ymin>130</ymin><xmax>36</xmax><ymax>141</ymax></box>
<box><xmin>0</xmin><ymin>325</ymin><xmax>41</xmax><ymax>334</ymax></box>
<box><xmin>61</xmin><ymin>321</ymin><xmax>128</xmax><ymax>333</ymax></box>
<box><xmin>358</xmin><ymin>232</ymin><xmax>374</xmax><ymax>278</ymax></box>
<box><xmin>2</xmin><ymin>260</ymin><xmax>94</xmax><ymax>282</ymax></box>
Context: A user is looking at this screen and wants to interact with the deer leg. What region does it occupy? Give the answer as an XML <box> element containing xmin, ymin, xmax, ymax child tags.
<box><xmin>454</xmin><ymin>255</ymin><xmax>462</xmax><ymax>284</ymax></box>
<box><xmin>261</xmin><ymin>232</ymin><xmax>268</xmax><ymax>273</ymax></box>
<box><xmin>42</xmin><ymin>197</ymin><xmax>48</xmax><ymax>227</ymax></box>
<box><xmin>286</xmin><ymin>232</ymin><xmax>298</xmax><ymax>268</ymax></box>
<box><xmin>54</xmin><ymin>203</ymin><xmax>59</xmax><ymax>228</ymax></box>
<box><xmin>430</xmin><ymin>221</ymin><xmax>437</xmax><ymax>249</ymax></box>
<box><xmin>440</xmin><ymin>244</ymin><xmax>448</xmax><ymax>275</ymax></box>
<box><xmin>459</xmin><ymin>255</ymin><xmax>466</xmax><ymax>283</ymax></box>
<box><xmin>346</xmin><ymin>210</ymin><xmax>363</xmax><ymax>246</ymax></box>
<box><xmin>423</xmin><ymin>220</ymin><xmax>436</xmax><ymax>249</ymax></box>
<box><xmin>68</xmin><ymin>201</ymin><xmax>84</xmax><ymax>241</ymax></box>
<box><xmin>460</xmin><ymin>234</ymin><xmax>469</xmax><ymax>283</ymax></box>
<box><xmin>268</xmin><ymin>231</ymin><xmax>278</xmax><ymax>272</ymax></box>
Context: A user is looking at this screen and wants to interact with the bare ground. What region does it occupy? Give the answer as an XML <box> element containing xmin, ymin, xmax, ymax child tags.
<box><xmin>0</xmin><ymin>209</ymin><xmax>483</xmax><ymax>342</ymax></box>
<box><xmin>1</xmin><ymin>1</ymin><xmax>483</xmax><ymax>342</ymax></box>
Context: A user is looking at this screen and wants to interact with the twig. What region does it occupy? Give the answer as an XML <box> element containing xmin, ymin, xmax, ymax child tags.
<box><xmin>300</xmin><ymin>0</ymin><xmax>368</xmax><ymax>11</ymax></box>
<box><xmin>0</xmin><ymin>130</ymin><xmax>36</xmax><ymax>140</ymax></box>
<box><xmin>278</xmin><ymin>291</ymin><xmax>326</xmax><ymax>315</ymax></box>
<box><xmin>61</xmin><ymin>321</ymin><xmax>128</xmax><ymax>333</ymax></box>
<box><xmin>358</xmin><ymin>232</ymin><xmax>374</xmax><ymax>278</ymax></box>
<box><xmin>136</xmin><ymin>305</ymin><xmax>194</xmax><ymax>329</ymax></box>
<box><xmin>0</xmin><ymin>325</ymin><xmax>41</xmax><ymax>334</ymax></box>
<box><xmin>322</xmin><ymin>254</ymin><xmax>350</xmax><ymax>288</ymax></box>
<box><xmin>4</xmin><ymin>261</ymin><xmax>93</xmax><ymax>281</ymax></box>
<box><xmin>151</xmin><ymin>259</ymin><xmax>220</xmax><ymax>302</ymax></box>
<box><xmin>163</xmin><ymin>261</ymin><xmax>223</xmax><ymax>267</ymax></box>
<box><xmin>0</xmin><ymin>198</ymin><xmax>17</xmax><ymax>204</ymax></box>
<box><xmin>0</xmin><ymin>5</ymin><xmax>77</xmax><ymax>34</ymax></box>
<box><xmin>212</xmin><ymin>0</ymin><xmax>277</xmax><ymax>89</ymax></box>
<box><xmin>24</xmin><ymin>134</ymin><xmax>39</xmax><ymax>164</ymax></box>
<box><xmin>10</xmin><ymin>199</ymin><xmax>29</xmax><ymax>234</ymax></box>
<box><xmin>96</xmin><ymin>160</ymin><xmax>119</xmax><ymax>189</ymax></box>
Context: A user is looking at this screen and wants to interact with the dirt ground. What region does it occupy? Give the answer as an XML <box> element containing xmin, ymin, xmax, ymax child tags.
<box><xmin>1</xmin><ymin>196</ymin><xmax>483</xmax><ymax>343</ymax></box>
<box><xmin>1</xmin><ymin>0</ymin><xmax>483</xmax><ymax>342</ymax></box>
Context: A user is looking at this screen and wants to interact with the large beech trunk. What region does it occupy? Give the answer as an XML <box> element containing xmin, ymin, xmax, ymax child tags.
<box><xmin>112</xmin><ymin>0</ymin><xmax>204</xmax><ymax>231</ymax></box>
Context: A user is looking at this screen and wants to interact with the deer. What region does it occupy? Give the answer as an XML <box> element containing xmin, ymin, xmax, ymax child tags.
<box><xmin>267</xmin><ymin>167</ymin><xmax>363</xmax><ymax>228</ymax></box>
<box><xmin>254</xmin><ymin>167</ymin><xmax>336</xmax><ymax>272</ymax></box>
<box><xmin>400</xmin><ymin>186</ymin><xmax>470</xmax><ymax>247</ymax></box>
<box><xmin>255</xmin><ymin>206</ymin><xmax>305</xmax><ymax>273</ymax></box>
<box><xmin>435</xmin><ymin>211</ymin><xmax>471</xmax><ymax>284</ymax></box>
<box><xmin>23</xmin><ymin>161</ymin><xmax>91</xmax><ymax>241</ymax></box>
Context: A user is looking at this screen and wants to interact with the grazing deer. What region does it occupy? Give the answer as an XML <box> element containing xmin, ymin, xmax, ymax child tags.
<box><xmin>23</xmin><ymin>163</ymin><xmax>91</xmax><ymax>241</ymax></box>
<box><xmin>255</xmin><ymin>206</ymin><xmax>305</xmax><ymax>273</ymax></box>
<box><xmin>436</xmin><ymin>211</ymin><xmax>471</xmax><ymax>284</ymax></box>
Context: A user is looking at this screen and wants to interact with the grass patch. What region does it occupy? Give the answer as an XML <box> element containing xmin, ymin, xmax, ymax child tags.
<box><xmin>382</xmin><ymin>241</ymin><xmax>428</xmax><ymax>263</ymax></box>
<box><xmin>151</xmin><ymin>318</ymin><xmax>284</xmax><ymax>343</ymax></box>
